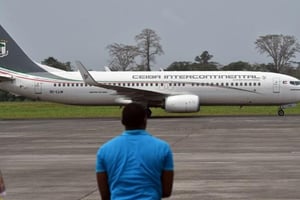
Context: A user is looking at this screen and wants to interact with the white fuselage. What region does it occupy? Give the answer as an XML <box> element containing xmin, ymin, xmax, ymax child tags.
<box><xmin>1</xmin><ymin>67</ymin><xmax>300</xmax><ymax>107</ymax></box>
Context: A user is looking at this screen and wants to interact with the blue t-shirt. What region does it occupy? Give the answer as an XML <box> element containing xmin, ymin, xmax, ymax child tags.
<box><xmin>96</xmin><ymin>129</ymin><xmax>174</xmax><ymax>200</ymax></box>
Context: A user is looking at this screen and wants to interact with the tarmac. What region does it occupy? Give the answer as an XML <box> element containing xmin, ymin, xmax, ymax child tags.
<box><xmin>1</xmin><ymin>115</ymin><xmax>300</xmax><ymax>200</ymax></box>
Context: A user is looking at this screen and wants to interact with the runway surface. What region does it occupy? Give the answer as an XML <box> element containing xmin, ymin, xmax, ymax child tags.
<box><xmin>1</xmin><ymin>116</ymin><xmax>300</xmax><ymax>200</ymax></box>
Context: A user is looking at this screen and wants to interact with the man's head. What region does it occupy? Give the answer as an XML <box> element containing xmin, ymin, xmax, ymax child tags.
<box><xmin>122</xmin><ymin>103</ymin><xmax>147</xmax><ymax>130</ymax></box>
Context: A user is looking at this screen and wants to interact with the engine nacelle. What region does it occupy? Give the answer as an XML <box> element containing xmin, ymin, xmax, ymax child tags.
<box><xmin>164</xmin><ymin>95</ymin><xmax>200</xmax><ymax>113</ymax></box>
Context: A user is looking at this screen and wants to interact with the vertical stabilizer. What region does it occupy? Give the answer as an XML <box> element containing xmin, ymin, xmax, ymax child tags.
<box><xmin>0</xmin><ymin>25</ymin><xmax>47</xmax><ymax>73</ymax></box>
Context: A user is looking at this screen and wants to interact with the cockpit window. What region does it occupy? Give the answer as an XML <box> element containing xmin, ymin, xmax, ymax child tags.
<box><xmin>290</xmin><ymin>81</ymin><xmax>300</xmax><ymax>86</ymax></box>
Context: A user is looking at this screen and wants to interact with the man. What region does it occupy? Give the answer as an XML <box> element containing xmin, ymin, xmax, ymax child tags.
<box><xmin>96</xmin><ymin>103</ymin><xmax>174</xmax><ymax>200</ymax></box>
<box><xmin>0</xmin><ymin>170</ymin><xmax>6</xmax><ymax>200</ymax></box>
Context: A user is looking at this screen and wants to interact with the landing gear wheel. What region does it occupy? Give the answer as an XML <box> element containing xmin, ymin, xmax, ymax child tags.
<box><xmin>278</xmin><ymin>109</ymin><xmax>285</xmax><ymax>116</ymax></box>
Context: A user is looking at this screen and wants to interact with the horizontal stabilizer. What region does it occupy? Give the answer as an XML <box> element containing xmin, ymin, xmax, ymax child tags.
<box><xmin>0</xmin><ymin>73</ymin><xmax>14</xmax><ymax>81</ymax></box>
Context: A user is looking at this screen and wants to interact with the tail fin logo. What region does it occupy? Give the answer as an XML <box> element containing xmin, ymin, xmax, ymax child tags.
<box><xmin>0</xmin><ymin>40</ymin><xmax>8</xmax><ymax>58</ymax></box>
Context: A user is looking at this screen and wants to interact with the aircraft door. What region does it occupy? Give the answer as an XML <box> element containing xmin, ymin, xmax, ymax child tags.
<box><xmin>34</xmin><ymin>82</ymin><xmax>42</xmax><ymax>94</ymax></box>
<box><xmin>163</xmin><ymin>82</ymin><xmax>174</xmax><ymax>91</ymax></box>
<box><xmin>273</xmin><ymin>78</ymin><xmax>280</xmax><ymax>93</ymax></box>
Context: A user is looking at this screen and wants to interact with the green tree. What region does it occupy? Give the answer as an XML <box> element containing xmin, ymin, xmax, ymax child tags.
<box><xmin>135</xmin><ymin>28</ymin><xmax>164</xmax><ymax>71</ymax></box>
<box><xmin>0</xmin><ymin>90</ymin><xmax>27</xmax><ymax>101</ymax></box>
<box><xmin>195</xmin><ymin>63</ymin><xmax>218</xmax><ymax>71</ymax></box>
<box><xmin>222</xmin><ymin>61</ymin><xmax>252</xmax><ymax>71</ymax></box>
<box><xmin>294</xmin><ymin>66</ymin><xmax>300</xmax><ymax>79</ymax></box>
<box><xmin>0</xmin><ymin>90</ymin><xmax>9</xmax><ymax>101</ymax></box>
<box><xmin>255</xmin><ymin>34</ymin><xmax>300</xmax><ymax>73</ymax></box>
<box><xmin>41</xmin><ymin>57</ymin><xmax>72</xmax><ymax>71</ymax></box>
<box><xmin>195</xmin><ymin>51</ymin><xmax>213</xmax><ymax>64</ymax></box>
<box><xmin>165</xmin><ymin>61</ymin><xmax>193</xmax><ymax>71</ymax></box>
<box><xmin>252</xmin><ymin>63</ymin><xmax>276</xmax><ymax>72</ymax></box>
<box><xmin>165</xmin><ymin>62</ymin><xmax>218</xmax><ymax>71</ymax></box>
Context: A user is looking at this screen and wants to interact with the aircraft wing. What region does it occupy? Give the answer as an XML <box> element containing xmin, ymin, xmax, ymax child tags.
<box><xmin>76</xmin><ymin>61</ymin><xmax>167</xmax><ymax>102</ymax></box>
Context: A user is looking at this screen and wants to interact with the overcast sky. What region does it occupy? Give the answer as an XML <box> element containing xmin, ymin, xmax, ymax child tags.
<box><xmin>1</xmin><ymin>0</ymin><xmax>300</xmax><ymax>70</ymax></box>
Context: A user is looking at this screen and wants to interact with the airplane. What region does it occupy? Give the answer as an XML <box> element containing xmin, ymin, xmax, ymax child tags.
<box><xmin>1</xmin><ymin>25</ymin><xmax>300</xmax><ymax>117</ymax></box>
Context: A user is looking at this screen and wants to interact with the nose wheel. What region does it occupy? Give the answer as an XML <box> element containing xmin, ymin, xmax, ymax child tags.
<box><xmin>278</xmin><ymin>104</ymin><xmax>297</xmax><ymax>116</ymax></box>
<box><xmin>278</xmin><ymin>108</ymin><xmax>285</xmax><ymax>116</ymax></box>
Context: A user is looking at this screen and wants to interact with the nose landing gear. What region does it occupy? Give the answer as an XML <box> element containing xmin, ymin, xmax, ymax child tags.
<box><xmin>278</xmin><ymin>108</ymin><xmax>285</xmax><ymax>116</ymax></box>
<box><xmin>278</xmin><ymin>104</ymin><xmax>297</xmax><ymax>116</ymax></box>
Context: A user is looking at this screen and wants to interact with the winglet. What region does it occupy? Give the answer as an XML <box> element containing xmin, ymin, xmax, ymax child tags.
<box><xmin>75</xmin><ymin>61</ymin><xmax>99</xmax><ymax>86</ymax></box>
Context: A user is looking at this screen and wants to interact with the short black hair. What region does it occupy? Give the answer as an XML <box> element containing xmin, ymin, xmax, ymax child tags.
<box><xmin>122</xmin><ymin>103</ymin><xmax>147</xmax><ymax>129</ymax></box>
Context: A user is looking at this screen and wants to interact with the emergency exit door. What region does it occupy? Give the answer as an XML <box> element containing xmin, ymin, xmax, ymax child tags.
<box><xmin>34</xmin><ymin>82</ymin><xmax>42</xmax><ymax>94</ymax></box>
<box><xmin>273</xmin><ymin>78</ymin><xmax>280</xmax><ymax>93</ymax></box>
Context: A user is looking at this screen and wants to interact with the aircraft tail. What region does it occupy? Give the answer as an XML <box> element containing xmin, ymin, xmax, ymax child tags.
<box><xmin>0</xmin><ymin>25</ymin><xmax>47</xmax><ymax>73</ymax></box>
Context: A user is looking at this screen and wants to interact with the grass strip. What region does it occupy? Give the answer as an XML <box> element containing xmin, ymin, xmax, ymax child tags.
<box><xmin>0</xmin><ymin>102</ymin><xmax>299</xmax><ymax>119</ymax></box>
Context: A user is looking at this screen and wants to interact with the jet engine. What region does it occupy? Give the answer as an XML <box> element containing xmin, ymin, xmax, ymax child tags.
<box><xmin>164</xmin><ymin>94</ymin><xmax>200</xmax><ymax>113</ymax></box>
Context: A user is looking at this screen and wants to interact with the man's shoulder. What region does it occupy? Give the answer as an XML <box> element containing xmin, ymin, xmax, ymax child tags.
<box><xmin>148</xmin><ymin>134</ymin><xmax>171</xmax><ymax>148</ymax></box>
<box><xmin>100</xmin><ymin>135</ymin><xmax>124</xmax><ymax>148</ymax></box>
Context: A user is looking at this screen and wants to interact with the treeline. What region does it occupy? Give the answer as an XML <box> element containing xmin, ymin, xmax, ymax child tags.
<box><xmin>165</xmin><ymin>58</ymin><xmax>300</xmax><ymax>79</ymax></box>
<box><xmin>0</xmin><ymin>91</ymin><xmax>27</xmax><ymax>101</ymax></box>
<box><xmin>165</xmin><ymin>49</ymin><xmax>300</xmax><ymax>79</ymax></box>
